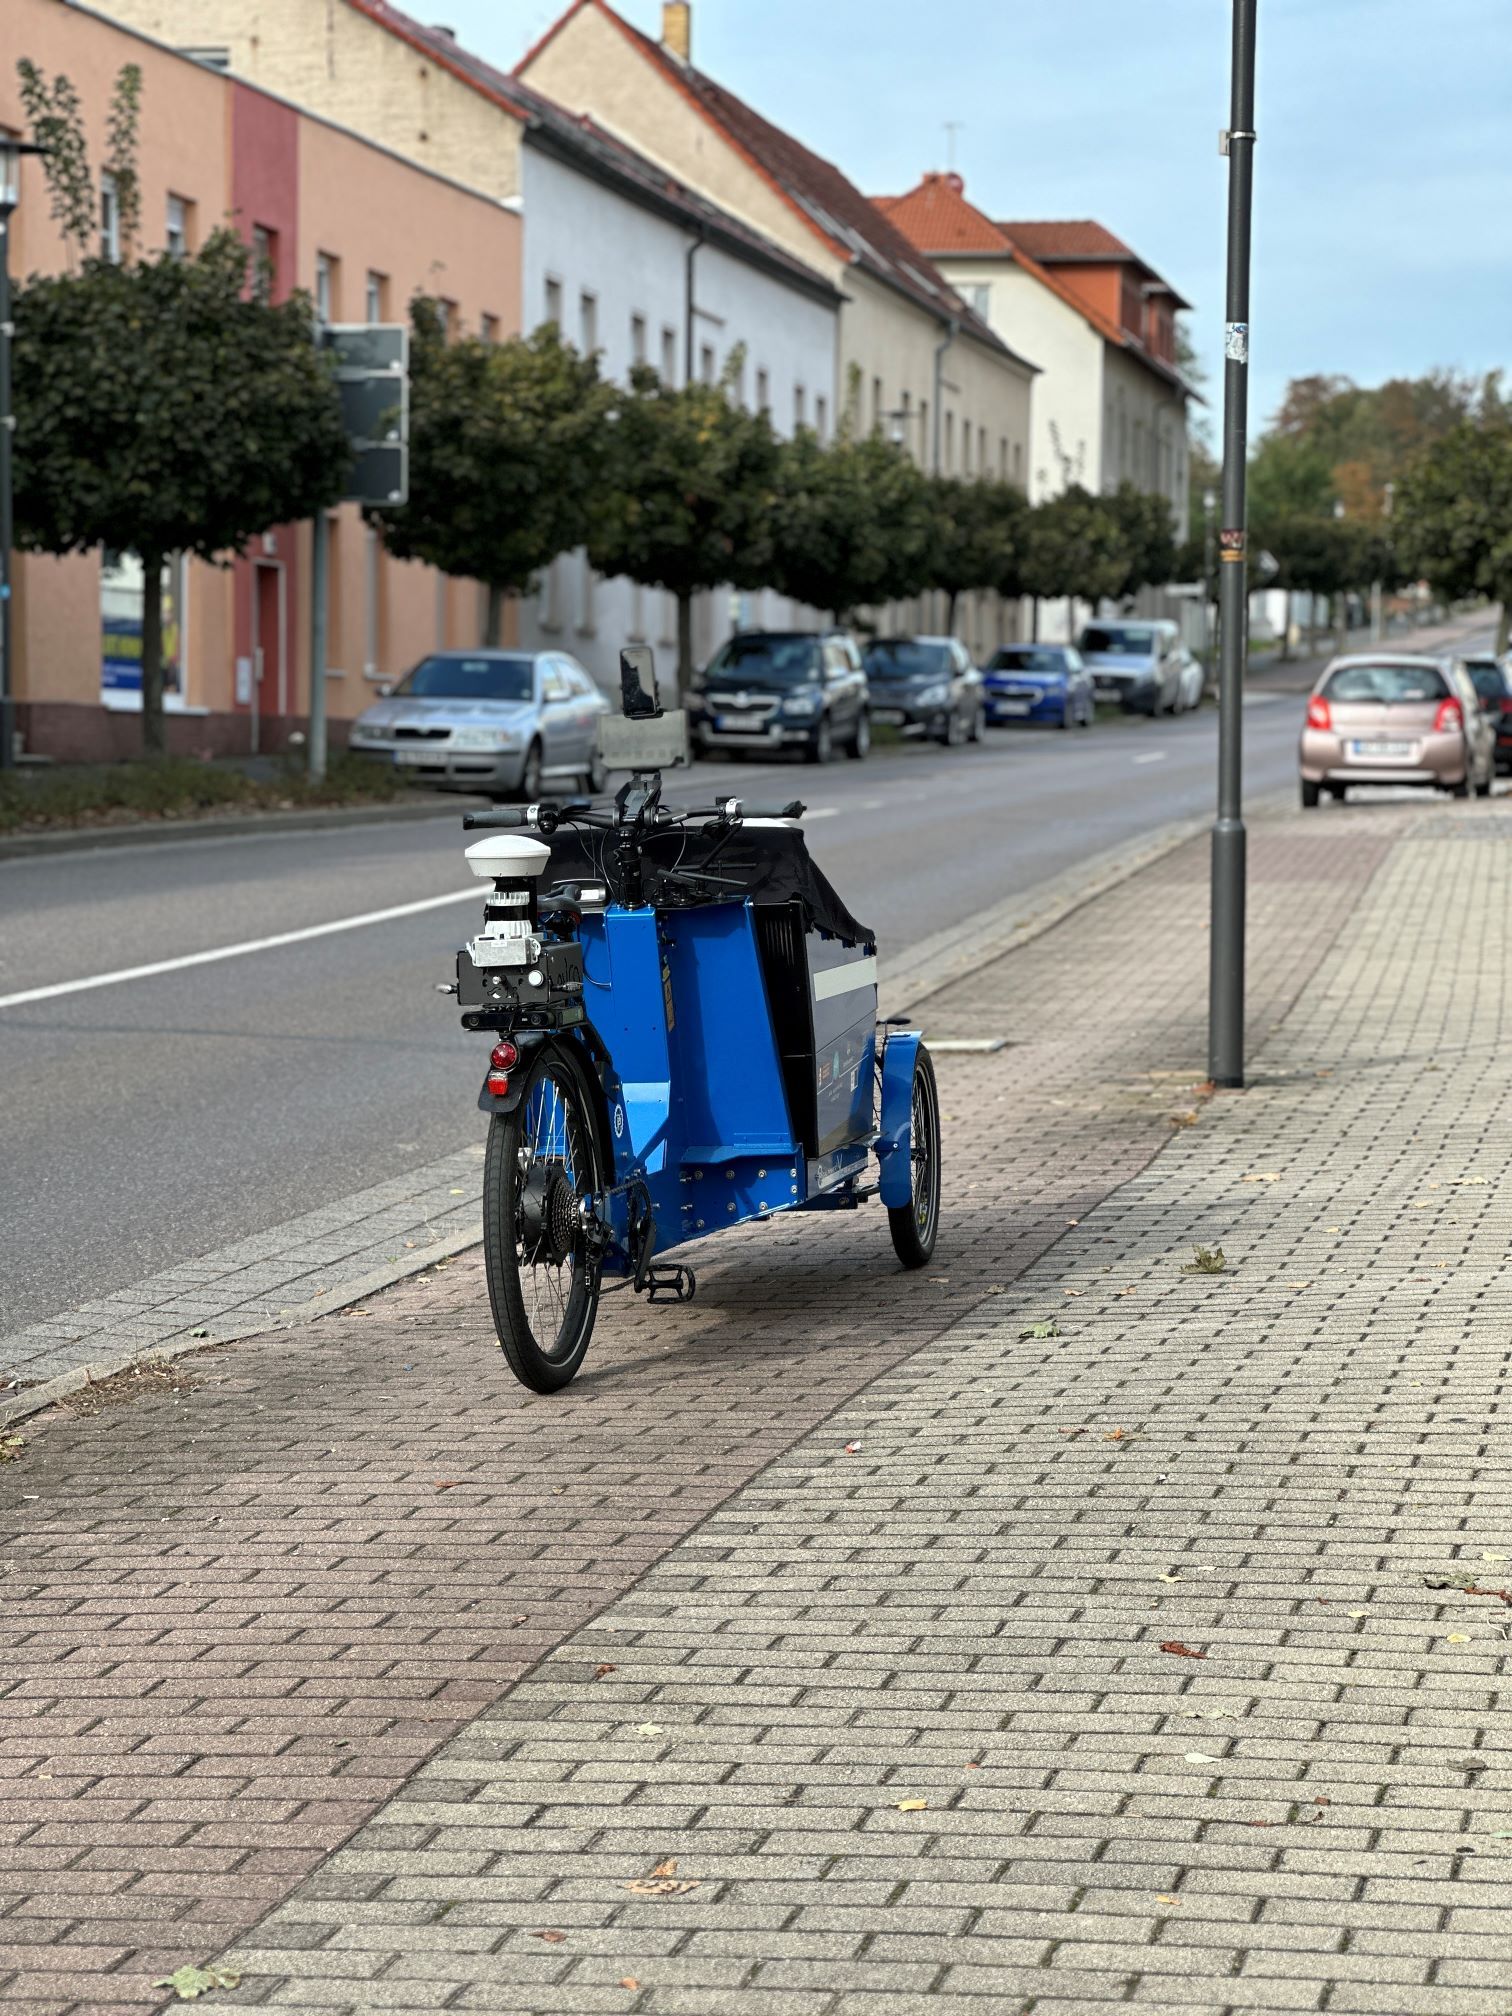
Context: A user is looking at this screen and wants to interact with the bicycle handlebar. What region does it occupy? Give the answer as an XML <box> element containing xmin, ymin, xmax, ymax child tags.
<box><xmin>463</xmin><ymin>794</ymin><xmax>807</xmax><ymax>835</ymax></box>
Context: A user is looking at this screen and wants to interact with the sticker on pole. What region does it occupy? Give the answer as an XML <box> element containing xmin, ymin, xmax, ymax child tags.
<box><xmin>1219</xmin><ymin>529</ymin><xmax>1247</xmax><ymax>564</ymax></box>
<box><xmin>1224</xmin><ymin>322</ymin><xmax>1249</xmax><ymax>364</ymax></box>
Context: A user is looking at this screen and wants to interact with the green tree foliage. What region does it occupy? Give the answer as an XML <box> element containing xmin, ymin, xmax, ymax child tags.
<box><xmin>1395</xmin><ymin>419</ymin><xmax>1512</xmax><ymax>650</ymax></box>
<box><xmin>1104</xmin><ymin>482</ymin><xmax>1178</xmax><ymax>601</ymax></box>
<box><xmin>379</xmin><ymin>309</ymin><xmax>612</xmax><ymax>647</ymax></box>
<box><xmin>589</xmin><ymin>361</ymin><xmax>782</xmax><ymax>687</ymax></box>
<box><xmin>13</xmin><ymin>231</ymin><xmax>350</xmax><ymax>753</ymax></box>
<box><xmin>1018</xmin><ymin>485</ymin><xmax>1132</xmax><ymax>626</ymax></box>
<box><xmin>768</xmin><ymin>427</ymin><xmax>937</xmax><ymax>629</ymax></box>
<box><xmin>16</xmin><ymin>61</ymin><xmax>95</xmax><ymax>256</ymax></box>
<box><xmin>925</xmin><ymin>476</ymin><xmax>1028</xmax><ymax>632</ymax></box>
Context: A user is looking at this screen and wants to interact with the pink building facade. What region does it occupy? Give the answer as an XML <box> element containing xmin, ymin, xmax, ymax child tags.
<box><xmin>1</xmin><ymin>0</ymin><xmax>520</xmax><ymax>761</ymax></box>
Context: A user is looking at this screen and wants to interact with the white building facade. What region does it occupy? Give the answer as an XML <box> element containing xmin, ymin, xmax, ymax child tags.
<box><xmin>515</xmin><ymin>116</ymin><xmax>842</xmax><ymax>689</ymax></box>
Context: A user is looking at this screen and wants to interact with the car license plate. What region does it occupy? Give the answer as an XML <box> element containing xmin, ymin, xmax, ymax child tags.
<box><xmin>394</xmin><ymin>746</ymin><xmax>442</xmax><ymax>765</ymax></box>
<box><xmin>872</xmin><ymin>709</ymin><xmax>905</xmax><ymax>726</ymax></box>
<box><xmin>1349</xmin><ymin>740</ymin><xmax>1413</xmax><ymax>759</ymax></box>
<box><xmin>1095</xmin><ymin>677</ymin><xmax>1121</xmax><ymax>692</ymax></box>
<box><xmin>715</xmin><ymin>715</ymin><xmax>766</xmax><ymax>733</ymax></box>
<box><xmin>993</xmin><ymin>700</ymin><xmax>1031</xmax><ymax>716</ymax></box>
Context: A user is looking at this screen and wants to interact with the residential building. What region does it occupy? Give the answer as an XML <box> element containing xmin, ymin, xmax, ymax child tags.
<box><xmin>879</xmin><ymin>174</ymin><xmax>1193</xmax><ymax>523</ymax></box>
<box><xmin>3</xmin><ymin>0</ymin><xmax>518</xmax><ymax>762</ymax></box>
<box><xmin>514</xmin><ymin>0</ymin><xmax>1038</xmax><ymax>655</ymax></box>
<box><xmin>100</xmin><ymin>0</ymin><xmax>846</xmax><ymax>687</ymax></box>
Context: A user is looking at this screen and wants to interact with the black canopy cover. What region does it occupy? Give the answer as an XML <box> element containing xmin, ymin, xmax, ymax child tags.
<box><xmin>544</xmin><ymin>818</ymin><xmax>874</xmax><ymax>948</ymax></box>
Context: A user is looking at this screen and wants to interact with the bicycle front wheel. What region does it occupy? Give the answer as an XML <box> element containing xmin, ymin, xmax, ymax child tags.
<box><xmin>483</xmin><ymin>1046</ymin><xmax>604</xmax><ymax>1391</ymax></box>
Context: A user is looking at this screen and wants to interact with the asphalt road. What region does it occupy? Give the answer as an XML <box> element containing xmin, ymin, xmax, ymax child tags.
<box><xmin>1</xmin><ymin>621</ymin><xmax>1493</xmax><ymax>1335</ymax></box>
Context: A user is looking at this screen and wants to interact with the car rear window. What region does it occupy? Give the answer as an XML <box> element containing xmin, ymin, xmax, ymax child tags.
<box><xmin>1466</xmin><ymin>663</ymin><xmax>1508</xmax><ymax>702</ymax></box>
<box><xmin>1081</xmin><ymin>625</ymin><xmax>1156</xmax><ymax>655</ymax></box>
<box><xmin>865</xmin><ymin>641</ymin><xmax>953</xmax><ymax>678</ymax></box>
<box><xmin>1324</xmin><ymin>663</ymin><xmax>1447</xmax><ymax>703</ymax></box>
<box><xmin>703</xmin><ymin>635</ymin><xmax>821</xmax><ymax>685</ymax></box>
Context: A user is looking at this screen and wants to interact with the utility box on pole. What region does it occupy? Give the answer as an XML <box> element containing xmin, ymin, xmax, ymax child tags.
<box><xmin>308</xmin><ymin>323</ymin><xmax>409</xmax><ymax>781</ymax></box>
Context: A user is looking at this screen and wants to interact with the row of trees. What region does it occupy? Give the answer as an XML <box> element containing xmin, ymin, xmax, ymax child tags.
<box><xmin>388</xmin><ymin>303</ymin><xmax>1185</xmax><ymax>684</ymax></box>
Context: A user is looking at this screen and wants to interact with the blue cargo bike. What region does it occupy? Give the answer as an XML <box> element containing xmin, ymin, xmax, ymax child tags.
<box><xmin>447</xmin><ymin>647</ymin><xmax>941</xmax><ymax>1391</ymax></box>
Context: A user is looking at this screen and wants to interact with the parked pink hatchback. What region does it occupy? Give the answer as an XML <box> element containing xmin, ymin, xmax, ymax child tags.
<box><xmin>1298</xmin><ymin>654</ymin><xmax>1495</xmax><ymax>807</ymax></box>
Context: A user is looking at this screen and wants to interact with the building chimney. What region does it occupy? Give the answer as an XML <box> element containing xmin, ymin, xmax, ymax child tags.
<box><xmin>662</xmin><ymin>2</ymin><xmax>691</xmax><ymax>64</ymax></box>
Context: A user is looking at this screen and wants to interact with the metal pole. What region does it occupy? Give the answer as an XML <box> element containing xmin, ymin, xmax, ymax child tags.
<box><xmin>0</xmin><ymin>203</ymin><xmax>14</xmax><ymax>772</ymax></box>
<box><xmin>308</xmin><ymin>509</ymin><xmax>328</xmax><ymax>783</ymax></box>
<box><xmin>1202</xmin><ymin>486</ymin><xmax>1217</xmax><ymax>682</ymax></box>
<box><xmin>1208</xmin><ymin>0</ymin><xmax>1256</xmax><ymax>1089</ymax></box>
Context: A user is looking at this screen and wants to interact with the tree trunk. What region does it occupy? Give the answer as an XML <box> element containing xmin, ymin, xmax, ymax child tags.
<box><xmin>1280</xmin><ymin>589</ymin><xmax>1293</xmax><ymax>661</ymax></box>
<box><xmin>139</xmin><ymin>550</ymin><xmax>167</xmax><ymax>759</ymax></box>
<box><xmin>945</xmin><ymin>587</ymin><xmax>959</xmax><ymax>635</ymax></box>
<box><xmin>483</xmin><ymin>583</ymin><xmax>505</xmax><ymax>648</ymax></box>
<box><xmin>1031</xmin><ymin>597</ymin><xmax>1040</xmax><ymax>642</ymax></box>
<box><xmin>676</xmin><ymin>590</ymin><xmax>694</xmax><ymax>696</ymax></box>
<box><xmin>1334</xmin><ymin>593</ymin><xmax>1348</xmax><ymax>660</ymax></box>
<box><xmin>1497</xmin><ymin>601</ymin><xmax>1510</xmax><ymax>655</ymax></box>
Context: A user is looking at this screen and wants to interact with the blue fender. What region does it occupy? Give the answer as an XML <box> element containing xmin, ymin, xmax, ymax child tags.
<box><xmin>876</xmin><ymin>1030</ymin><xmax>921</xmax><ymax>1208</ymax></box>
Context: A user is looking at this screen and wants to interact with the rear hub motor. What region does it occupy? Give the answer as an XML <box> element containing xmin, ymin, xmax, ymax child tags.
<box><xmin>519</xmin><ymin>1165</ymin><xmax>579</xmax><ymax>1265</ymax></box>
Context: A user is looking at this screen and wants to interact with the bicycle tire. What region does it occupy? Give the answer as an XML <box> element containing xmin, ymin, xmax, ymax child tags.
<box><xmin>888</xmin><ymin>1044</ymin><xmax>942</xmax><ymax>1268</ymax></box>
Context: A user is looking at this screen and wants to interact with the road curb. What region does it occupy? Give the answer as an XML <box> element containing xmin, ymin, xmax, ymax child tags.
<box><xmin>0</xmin><ymin>1221</ymin><xmax>482</xmax><ymax>1431</ymax></box>
<box><xmin>0</xmin><ymin>796</ymin><xmax>479</xmax><ymax>862</ymax></box>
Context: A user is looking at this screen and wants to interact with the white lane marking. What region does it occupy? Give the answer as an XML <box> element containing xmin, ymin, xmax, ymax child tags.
<box><xmin>0</xmin><ymin>888</ymin><xmax>479</xmax><ymax>1011</ymax></box>
<box><xmin>1242</xmin><ymin>692</ymin><xmax>1283</xmax><ymax>708</ymax></box>
<box><xmin>1132</xmin><ymin>751</ymin><xmax>1168</xmax><ymax>765</ymax></box>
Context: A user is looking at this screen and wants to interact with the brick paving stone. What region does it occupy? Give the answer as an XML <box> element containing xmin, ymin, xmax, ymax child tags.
<box><xmin>11</xmin><ymin>803</ymin><xmax>1510</xmax><ymax>2014</ymax></box>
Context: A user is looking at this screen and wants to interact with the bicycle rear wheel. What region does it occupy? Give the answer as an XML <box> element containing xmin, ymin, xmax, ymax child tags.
<box><xmin>483</xmin><ymin>1046</ymin><xmax>604</xmax><ymax>1391</ymax></box>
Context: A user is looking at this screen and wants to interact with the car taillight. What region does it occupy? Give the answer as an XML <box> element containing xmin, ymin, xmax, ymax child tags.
<box><xmin>1499</xmin><ymin>697</ymin><xmax>1512</xmax><ymax>718</ymax></box>
<box><xmin>1433</xmin><ymin>697</ymin><xmax>1463</xmax><ymax>733</ymax></box>
<box><xmin>1306</xmin><ymin>695</ymin><xmax>1331</xmax><ymax>730</ymax></box>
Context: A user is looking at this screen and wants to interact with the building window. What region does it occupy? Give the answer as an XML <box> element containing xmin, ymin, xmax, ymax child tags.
<box><xmin>630</xmin><ymin>313</ymin><xmax>647</xmax><ymax>366</ymax></box>
<box><xmin>815</xmin><ymin>395</ymin><xmax>828</xmax><ymax>442</ymax></box>
<box><xmin>918</xmin><ymin>398</ymin><xmax>928</xmax><ymax>462</ymax></box>
<box><xmin>794</xmin><ymin>384</ymin><xmax>806</xmax><ymax>430</ymax></box>
<box><xmin>699</xmin><ymin>343</ymin><xmax>715</xmax><ymax>384</ymax></box>
<box><xmin>999</xmin><ymin>437</ymin><xmax>1007</xmax><ymax>477</ymax></box>
<box><xmin>165</xmin><ymin>194</ymin><xmax>192</xmax><ymax>258</ymax></box>
<box><xmin>756</xmin><ymin>367</ymin><xmax>770</xmax><ymax>415</ymax></box>
<box><xmin>99</xmin><ymin>172</ymin><xmax>121</xmax><ymax>262</ymax></box>
<box><xmin>872</xmin><ymin>376</ymin><xmax>883</xmax><ymax>434</ymax></box>
<box><xmin>579</xmin><ymin>290</ymin><xmax>597</xmax><ymax>357</ymax></box>
<box><xmin>538</xmin><ymin>555</ymin><xmax>562</xmax><ymax>631</ymax></box>
<box><xmin>315</xmin><ymin>252</ymin><xmax>338</xmax><ymax>324</ymax></box>
<box><xmin>251</xmin><ymin>224</ymin><xmax>277</xmax><ymax>302</ymax></box>
<box><xmin>480</xmin><ymin>312</ymin><xmax>500</xmax><ymax>344</ymax></box>
<box><xmin>366</xmin><ymin>270</ymin><xmax>388</xmax><ymax>320</ymax></box>
<box><xmin>962</xmin><ymin>420</ymin><xmax>971</xmax><ymax>474</ymax></box>
<box><xmin>661</xmin><ymin>325</ymin><xmax>678</xmax><ymax>384</ymax></box>
<box><xmin>1012</xmin><ymin>441</ymin><xmax>1022</xmax><ymax>483</ymax></box>
<box><xmin>965</xmin><ymin>282</ymin><xmax>990</xmax><ymax>317</ymax></box>
<box><xmin>944</xmin><ymin>411</ymin><xmax>954</xmax><ymax>471</ymax></box>
<box><xmin>544</xmin><ymin>276</ymin><xmax>562</xmax><ymax>329</ymax></box>
<box><xmin>435</xmin><ymin>297</ymin><xmax>457</xmax><ymax>339</ymax></box>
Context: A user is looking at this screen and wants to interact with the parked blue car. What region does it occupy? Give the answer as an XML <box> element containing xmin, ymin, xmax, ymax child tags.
<box><xmin>981</xmin><ymin>644</ymin><xmax>1095</xmax><ymax>729</ymax></box>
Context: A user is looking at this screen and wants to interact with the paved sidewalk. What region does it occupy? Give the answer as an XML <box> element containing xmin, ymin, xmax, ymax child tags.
<box><xmin>3</xmin><ymin>802</ymin><xmax>1508</xmax><ymax>2013</ymax></box>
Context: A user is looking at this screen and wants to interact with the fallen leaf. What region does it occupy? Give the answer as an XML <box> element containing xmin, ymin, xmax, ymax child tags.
<box><xmin>1104</xmin><ymin>1427</ymin><xmax>1126</xmax><ymax>1443</ymax></box>
<box><xmin>1160</xmin><ymin>1641</ymin><xmax>1207</xmax><ymax>1660</ymax></box>
<box><xmin>1155</xmin><ymin>1893</ymin><xmax>1182</xmax><ymax>1906</ymax></box>
<box><xmin>1058</xmin><ymin>1427</ymin><xmax>1087</xmax><ymax>1437</ymax></box>
<box><xmin>531</xmin><ymin>1929</ymin><xmax>567</xmax><ymax>1943</ymax></box>
<box><xmin>651</xmin><ymin>1858</ymin><xmax>679</xmax><ymax>1877</ymax></box>
<box><xmin>1169</xmin><ymin>1110</ymin><xmax>1198</xmax><ymax>1128</ymax></box>
<box><xmin>619</xmin><ymin>1982</ymin><xmax>640</xmax><ymax>1993</ymax></box>
<box><xmin>0</xmin><ymin>1437</ymin><xmax>24</xmax><ymax>1463</ymax></box>
<box><xmin>1326</xmin><ymin>1225</ymin><xmax>1342</xmax><ymax>1233</ymax></box>
<box><xmin>1062</xmin><ymin>1287</ymin><xmax>1083</xmax><ymax>1298</ymax></box>
<box><xmin>896</xmin><ymin>1798</ymin><xmax>928</xmax><ymax>1811</ymax></box>
<box><xmin>1247</xmin><ymin>1819</ymin><xmax>1282</xmax><ymax>1827</ymax></box>
<box><xmin>1348</xmin><ymin>1609</ymin><xmax>1369</xmax><ymax>1619</ymax></box>
<box><xmin>1288</xmin><ymin>1281</ymin><xmax>1313</xmax><ymax>1290</ymax></box>
<box><xmin>594</xmin><ymin>1663</ymin><xmax>617</xmax><ymax>1678</ymax></box>
<box><xmin>965</xmin><ymin>1761</ymin><xmax>981</xmax><ymax>1770</ymax></box>
<box><xmin>434</xmin><ymin>1480</ymin><xmax>462</xmax><ymax>1492</ymax></box>
<box><xmin>843</xmin><ymin>1441</ymin><xmax>863</xmax><ymax>1454</ymax></box>
<box><xmin>1413</xmin><ymin>1201</ymin><xmax>1433</xmax><ymax>1210</ymax></box>
<box><xmin>152</xmin><ymin>1968</ymin><xmax>242</xmax><ymax>2003</ymax></box>
<box><xmin>1182</xmin><ymin>1246</ymin><xmax>1226</xmax><ymax>1275</ymax></box>
<box><xmin>449</xmin><ymin>1187</ymin><xmax>466</xmax><ymax>1195</ymax></box>
<box><xmin>635</xmin><ymin>1722</ymin><xmax>663</xmax><ymax>1737</ymax></box>
<box><xmin>1184</xmin><ymin>1751</ymin><xmax>1221</xmax><ymax>1764</ymax></box>
<box><xmin>1158</xmin><ymin>1571</ymin><xmax>1181</xmax><ymax>1584</ymax></box>
<box><xmin>625</xmin><ymin>1878</ymin><xmax>700</xmax><ymax>1895</ymax></box>
<box><xmin>1313</xmin><ymin>1797</ymin><xmax>1331</xmax><ymax>1807</ymax></box>
<box><xmin>1483</xmin><ymin>1551</ymin><xmax>1508</xmax><ymax>1565</ymax></box>
<box><xmin>1447</xmin><ymin>1633</ymin><xmax>1472</xmax><ymax>1644</ymax></box>
<box><xmin>1019</xmin><ymin>1319</ymin><xmax>1060</xmax><ymax>1340</ymax></box>
<box><xmin>1241</xmin><ymin>1172</ymin><xmax>1280</xmax><ymax>1183</ymax></box>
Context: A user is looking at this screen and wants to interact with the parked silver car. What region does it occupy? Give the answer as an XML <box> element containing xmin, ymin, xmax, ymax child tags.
<box><xmin>348</xmin><ymin>650</ymin><xmax>611</xmax><ymax>796</ymax></box>
<box><xmin>1078</xmin><ymin>618</ymin><xmax>1195</xmax><ymax>715</ymax></box>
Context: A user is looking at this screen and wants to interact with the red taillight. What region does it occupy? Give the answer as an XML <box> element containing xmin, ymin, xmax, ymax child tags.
<box><xmin>485</xmin><ymin>1072</ymin><xmax>510</xmax><ymax>1096</ymax></box>
<box><xmin>1306</xmin><ymin>695</ymin><xmax>1331</xmax><ymax>731</ymax></box>
<box><xmin>1434</xmin><ymin>696</ymin><xmax>1464</xmax><ymax>733</ymax></box>
<box><xmin>1498</xmin><ymin>697</ymin><xmax>1512</xmax><ymax>718</ymax></box>
<box><xmin>490</xmin><ymin>1040</ymin><xmax>519</xmax><ymax>1071</ymax></box>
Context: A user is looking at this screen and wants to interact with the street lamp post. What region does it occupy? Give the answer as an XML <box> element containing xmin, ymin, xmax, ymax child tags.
<box><xmin>0</xmin><ymin>138</ymin><xmax>47</xmax><ymax>774</ymax></box>
<box><xmin>1208</xmin><ymin>0</ymin><xmax>1257</xmax><ymax>1090</ymax></box>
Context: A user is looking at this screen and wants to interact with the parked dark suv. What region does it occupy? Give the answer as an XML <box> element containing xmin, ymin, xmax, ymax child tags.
<box><xmin>687</xmin><ymin>631</ymin><xmax>870</xmax><ymax>764</ymax></box>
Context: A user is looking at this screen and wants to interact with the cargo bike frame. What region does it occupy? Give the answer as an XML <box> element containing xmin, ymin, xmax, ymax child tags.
<box><xmin>447</xmin><ymin>649</ymin><xmax>941</xmax><ymax>1391</ymax></box>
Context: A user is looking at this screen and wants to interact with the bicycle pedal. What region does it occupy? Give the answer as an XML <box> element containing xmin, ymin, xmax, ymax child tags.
<box><xmin>643</xmin><ymin>1264</ymin><xmax>697</xmax><ymax>1304</ymax></box>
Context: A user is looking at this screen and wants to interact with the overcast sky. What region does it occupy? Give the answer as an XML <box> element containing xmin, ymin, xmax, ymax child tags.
<box><xmin>437</xmin><ymin>0</ymin><xmax>1512</xmax><ymax>434</ymax></box>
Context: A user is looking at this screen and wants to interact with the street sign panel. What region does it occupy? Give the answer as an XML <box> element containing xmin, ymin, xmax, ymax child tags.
<box><xmin>320</xmin><ymin>323</ymin><xmax>409</xmax><ymax>508</ymax></box>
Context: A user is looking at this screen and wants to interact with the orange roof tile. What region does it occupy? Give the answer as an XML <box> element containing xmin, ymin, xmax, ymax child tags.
<box><xmin>874</xmin><ymin>173</ymin><xmax>1012</xmax><ymax>256</ymax></box>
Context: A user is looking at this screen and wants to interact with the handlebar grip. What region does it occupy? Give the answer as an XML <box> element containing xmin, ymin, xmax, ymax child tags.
<box><xmin>740</xmin><ymin>800</ymin><xmax>807</xmax><ymax>820</ymax></box>
<box><xmin>462</xmin><ymin>806</ymin><xmax>541</xmax><ymax>830</ymax></box>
